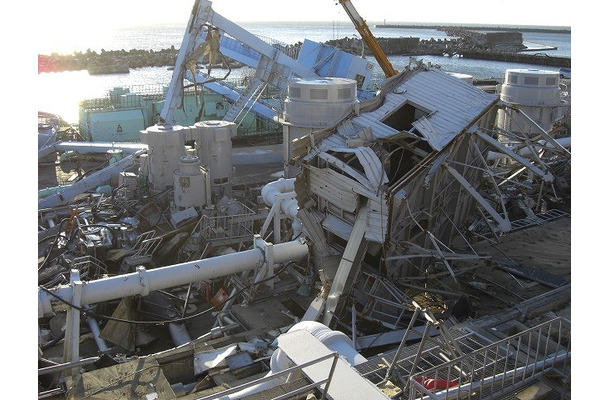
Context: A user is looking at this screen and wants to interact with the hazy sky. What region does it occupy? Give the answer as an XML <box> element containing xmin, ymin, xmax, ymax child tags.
<box><xmin>37</xmin><ymin>0</ymin><xmax>572</xmax><ymax>28</ymax></box>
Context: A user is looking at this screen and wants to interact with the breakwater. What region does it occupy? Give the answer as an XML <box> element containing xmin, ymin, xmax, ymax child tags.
<box><xmin>38</xmin><ymin>47</ymin><xmax>180</xmax><ymax>74</ymax></box>
<box><xmin>39</xmin><ymin>30</ymin><xmax>569</xmax><ymax>75</ymax></box>
<box><xmin>375</xmin><ymin>24</ymin><xmax>571</xmax><ymax>33</ymax></box>
<box><xmin>327</xmin><ymin>31</ymin><xmax>570</xmax><ymax>68</ymax></box>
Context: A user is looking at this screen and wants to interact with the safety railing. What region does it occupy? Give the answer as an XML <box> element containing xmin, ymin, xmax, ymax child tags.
<box><xmin>407</xmin><ymin>316</ymin><xmax>570</xmax><ymax>399</ymax></box>
<box><xmin>195</xmin><ymin>201</ymin><xmax>257</xmax><ymax>243</ymax></box>
<box><xmin>197</xmin><ymin>352</ymin><xmax>340</xmax><ymax>400</ymax></box>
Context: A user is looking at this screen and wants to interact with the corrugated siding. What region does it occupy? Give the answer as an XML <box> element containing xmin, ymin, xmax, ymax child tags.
<box><xmin>324</xmin><ymin>147</ymin><xmax>388</xmax><ymax>189</ymax></box>
<box><xmin>351</xmin><ymin>69</ymin><xmax>498</xmax><ymax>151</ymax></box>
<box><xmin>365</xmin><ymin>198</ymin><xmax>388</xmax><ymax>243</ymax></box>
<box><xmin>316</xmin><ymin>152</ymin><xmax>377</xmax><ymax>193</ymax></box>
<box><xmin>308</xmin><ymin>166</ymin><xmax>360</xmax><ymax>212</ymax></box>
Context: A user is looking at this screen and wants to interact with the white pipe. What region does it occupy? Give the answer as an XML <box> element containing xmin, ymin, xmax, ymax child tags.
<box><xmin>218</xmin><ymin>321</ymin><xmax>367</xmax><ymax>399</ymax></box>
<box><xmin>278</xmin><ymin>321</ymin><xmax>367</xmax><ymax>367</ymax></box>
<box><xmin>168</xmin><ymin>323</ymin><xmax>192</xmax><ymax>347</ymax></box>
<box><xmin>85</xmin><ymin>313</ymin><xmax>110</xmax><ymax>353</ymax></box>
<box><xmin>38</xmin><ymin>149</ymin><xmax>147</xmax><ymax>209</ymax></box>
<box><xmin>261</xmin><ymin>178</ymin><xmax>302</xmax><ymax>238</ymax></box>
<box><xmin>54</xmin><ymin>141</ymin><xmax>148</xmax><ymax>155</ymax></box>
<box><xmin>261</xmin><ymin>178</ymin><xmax>298</xmax><ymax>217</ymax></box>
<box><xmin>39</xmin><ymin>238</ymin><xmax>309</xmax><ymax>317</ymax></box>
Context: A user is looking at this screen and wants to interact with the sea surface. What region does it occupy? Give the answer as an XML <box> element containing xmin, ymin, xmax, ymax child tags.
<box><xmin>38</xmin><ymin>21</ymin><xmax>571</xmax><ymax>124</ymax></box>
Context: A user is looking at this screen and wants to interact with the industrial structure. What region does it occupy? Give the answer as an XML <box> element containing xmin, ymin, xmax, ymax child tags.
<box><xmin>37</xmin><ymin>1</ymin><xmax>571</xmax><ymax>399</ymax></box>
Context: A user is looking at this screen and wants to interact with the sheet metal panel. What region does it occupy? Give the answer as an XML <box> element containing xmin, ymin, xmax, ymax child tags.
<box><xmin>316</xmin><ymin>152</ymin><xmax>377</xmax><ymax>193</ymax></box>
<box><xmin>365</xmin><ymin>197</ymin><xmax>388</xmax><ymax>243</ymax></box>
<box><xmin>351</xmin><ymin>69</ymin><xmax>498</xmax><ymax>150</ymax></box>
<box><xmin>365</xmin><ymin>209</ymin><xmax>387</xmax><ymax>243</ymax></box>
<box><xmin>322</xmin><ymin>214</ymin><xmax>353</xmax><ymax>241</ymax></box>
<box><xmin>324</xmin><ymin>147</ymin><xmax>389</xmax><ymax>189</ymax></box>
<box><xmin>308</xmin><ymin>166</ymin><xmax>360</xmax><ymax>212</ymax></box>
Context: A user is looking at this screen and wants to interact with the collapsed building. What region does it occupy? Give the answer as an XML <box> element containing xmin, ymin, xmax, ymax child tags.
<box><xmin>37</xmin><ymin>64</ymin><xmax>571</xmax><ymax>399</ymax></box>
<box><xmin>37</xmin><ymin>2</ymin><xmax>571</xmax><ymax>399</ymax></box>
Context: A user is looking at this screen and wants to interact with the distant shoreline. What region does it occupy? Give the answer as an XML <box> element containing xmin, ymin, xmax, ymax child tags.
<box><xmin>375</xmin><ymin>24</ymin><xmax>571</xmax><ymax>33</ymax></box>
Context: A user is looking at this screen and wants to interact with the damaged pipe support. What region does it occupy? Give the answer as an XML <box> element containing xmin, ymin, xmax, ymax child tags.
<box><xmin>40</xmin><ymin>237</ymin><xmax>308</xmax><ymax>367</ymax></box>
<box><xmin>39</xmin><ymin>236</ymin><xmax>308</xmax><ymax>318</ymax></box>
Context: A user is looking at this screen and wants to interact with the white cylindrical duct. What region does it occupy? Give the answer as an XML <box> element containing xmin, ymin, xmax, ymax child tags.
<box><xmin>272</xmin><ymin>321</ymin><xmax>367</xmax><ymax>371</ymax></box>
<box><xmin>496</xmin><ymin>68</ymin><xmax>566</xmax><ymax>134</ymax></box>
<box><xmin>39</xmin><ymin>238</ymin><xmax>309</xmax><ymax>317</ymax></box>
<box><xmin>140</xmin><ymin>124</ymin><xmax>189</xmax><ymax>191</ymax></box>
<box><xmin>189</xmin><ymin>120</ymin><xmax>236</xmax><ymax>198</ymax></box>
<box><xmin>168</xmin><ymin>323</ymin><xmax>192</xmax><ymax>347</ymax></box>
<box><xmin>38</xmin><ymin>150</ymin><xmax>145</xmax><ymax>209</ymax></box>
<box><xmin>261</xmin><ymin>178</ymin><xmax>302</xmax><ymax>238</ymax></box>
<box><xmin>173</xmin><ymin>155</ymin><xmax>209</xmax><ymax>209</ymax></box>
<box><xmin>220</xmin><ymin>321</ymin><xmax>368</xmax><ymax>399</ymax></box>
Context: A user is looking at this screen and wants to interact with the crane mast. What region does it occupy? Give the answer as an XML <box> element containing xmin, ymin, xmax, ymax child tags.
<box><xmin>337</xmin><ymin>0</ymin><xmax>398</xmax><ymax>78</ymax></box>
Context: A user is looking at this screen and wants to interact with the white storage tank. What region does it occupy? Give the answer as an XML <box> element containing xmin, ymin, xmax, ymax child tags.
<box><xmin>281</xmin><ymin>77</ymin><xmax>359</xmax><ymax>177</ymax></box>
<box><xmin>173</xmin><ymin>155</ymin><xmax>210</xmax><ymax>210</ymax></box>
<box><xmin>140</xmin><ymin>124</ymin><xmax>189</xmax><ymax>191</ymax></box>
<box><xmin>189</xmin><ymin>120</ymin><xmax>236</xmax><ymax>198</ymax></box>
<box><xmin>496</xmin><ymin>68</ymin><xmax>567</xmax><ymax>135</ymax></box>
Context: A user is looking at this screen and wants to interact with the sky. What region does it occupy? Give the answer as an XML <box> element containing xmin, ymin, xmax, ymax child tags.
<box><xmin>35</xmin><ymin>0</ymin><xmax>573</xmax><ymax>27</ymax></box>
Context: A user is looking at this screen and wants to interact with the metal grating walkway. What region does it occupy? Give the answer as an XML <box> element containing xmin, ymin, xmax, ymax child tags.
<box><xmin>355</xmin><ymin>317</ymin><xmax>570</xmax><ymax>400</ymax></box>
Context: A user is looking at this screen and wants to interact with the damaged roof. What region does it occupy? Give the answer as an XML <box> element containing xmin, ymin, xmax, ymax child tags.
<box><xmin>345</xmin><ymin>68</ymin><xmax>499</xmax><ymax>150</ymax></box>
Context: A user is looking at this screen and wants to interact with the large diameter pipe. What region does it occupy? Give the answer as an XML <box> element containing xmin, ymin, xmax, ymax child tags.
<box><xmin>216</xmin><ymin>321</ymin><xmax>368</xmax><ymax>400</ymax></box>
<box><xmin>38</xmin><ymin>149</ymin><xmax>147</xmax><ymax>209</ymax></box>
<box><xmin>39</xmin><ymin>238</ymin><xmax>309</xmax><ymax>317</ymax></box>
<box><xmin>261</xmin><ymin>178</ymin><xmax>299</xmax><ymax>219</ymax></box>
<box><xmin>261</xmin><ymin>178</ymin><xmax>302</xmax><ymax>238</ymax></box>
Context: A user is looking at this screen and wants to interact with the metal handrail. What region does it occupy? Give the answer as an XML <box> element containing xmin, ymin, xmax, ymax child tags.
<box><xmin>196</xmin><ymin>351</ymin><xmax>340</xmax><ymax>400</ymax></box>
<box><xmin>407</xmin><ymin>316</ymin><xmax>570</xmax><ymax>400</ymax></box>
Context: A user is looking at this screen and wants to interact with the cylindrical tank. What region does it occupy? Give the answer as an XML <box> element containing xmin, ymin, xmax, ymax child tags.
<box><xmin>281</xmin><ymin>77</ymin><xmax>359</xmax><ymax>177</ymax></box>
<box><xmin>140</xmin><ymin>124</ymin><xmax>189</xmax><ymax>191</ymax></box>
<box><xmin>282</xmin><ymin>77</ymin><xmax>359</xmax><ymax>131</ymax></box>
<box><xmin>496</xmin><ymin>68</ymin><xmax>566</xmax><ymax>135</ymax></box>
<box><xmin>173</xmin><ymin>155</ymin><xmax>210</xmax><ymax>209</ymax></box>
<box><xmin>189</xmin><ymin>120</ymin><xmax>236</xmax><ymax>198</ymax></box>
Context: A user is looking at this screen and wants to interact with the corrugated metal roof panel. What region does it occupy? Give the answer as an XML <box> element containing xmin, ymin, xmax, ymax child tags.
<box><xmin>324</xmin><ymin>147</ymin><xmax>388</xmax><ymax>189</ymax></box>
<box><xmin>351</xmin><ymin>69</ymin><xmax>498</xmax><ymax>150</ymax></box>
<box><xmin>316</xmin><ymin>152</ymin><xmax>377</xmax><ymax>193</ymax></box>
<box><xmin>365</xmin><ymin>208</ymin><xmax>387</xmax><ymax>243</ymax></box>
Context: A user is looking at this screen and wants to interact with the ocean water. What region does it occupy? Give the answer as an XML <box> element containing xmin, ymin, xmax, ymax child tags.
<box><xmin>37</xmin><ymin>21</ymin><xmax>571</xmax><ymax>123</ymax></box>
